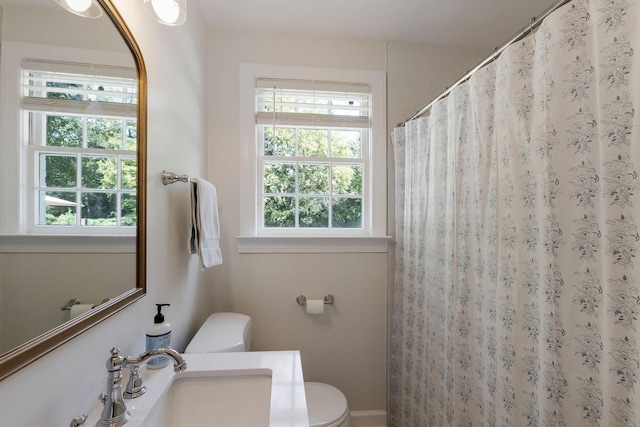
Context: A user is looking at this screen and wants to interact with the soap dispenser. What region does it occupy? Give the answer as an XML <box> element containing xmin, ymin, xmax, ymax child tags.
<box><xmin>146</xmin><ymin>303</ymin><xmax>172</xmax><ymax>369</ymax></box>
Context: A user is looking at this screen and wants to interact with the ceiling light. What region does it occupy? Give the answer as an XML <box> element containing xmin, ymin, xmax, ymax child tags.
<box><xmin>55</xmin><ymin>0</ymin><xmax>103</xmax><ymax>18</ymax></box>
<box><xmin>144</xmin><ymin>0</ymin><xmax>186</xmax><ymax>26</ymax></box>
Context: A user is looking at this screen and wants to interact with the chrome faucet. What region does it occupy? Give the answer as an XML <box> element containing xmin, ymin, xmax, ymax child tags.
<box><xmin>97</xmin><ymin>346</ymin><xmax>187</xmax><ymax>427</ymax></box>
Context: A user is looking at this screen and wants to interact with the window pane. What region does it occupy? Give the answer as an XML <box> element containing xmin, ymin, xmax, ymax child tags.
<box><xmin>264</xmin><ymin>163</ymin><xmax>295</xmax><ymax>193</ymax></box>
<box><xmin>121</xmin><ymin>193</ymin><xmax>137</xmax><ymax>226</ymax></box>
<box><xmin>332</xmin><ymin>197</ymin><xmax>362</xmax><ymax>228</ymax></box>
<box><xmin>45</xmin><ymin>80</ymin><xmax>83</xmax><ymax>100</ymax></box>
<box><xmin>41</xmin><ymin>191</ymin><xmax>77</xmax><ymax>225</ymax></box>
<box><xmin>298</xmin><ymin>98</ymin><xmax>328</xmax><ymax>114</ymax></box>
<box><xmin>331</xmin><ymin>130</ymin><xmax>361</xmax><ymax>158</ymax></box>
<box><xmin>46</xmin><ymin>115</ymin><xmax>82</xmax><ymax>147</ymax></box>
<box><xmin>264</xmin><ymin>127</ymin><xmax>295</xmax><ymax>156</ymax></box>
<box><xmin>253</xmin><ymin>77</ymin><xmax>377</xmax><ymax>234</ymax></box>
<box><xmin>82</xmin><ymin>156</ymin><xmax>117</xmax><ymax>189</ymax></box>
<box><xmin>41</xmin><ymin>154</ymin><xmax>76</xmax><ymax>187</ymax></box>
<box><xmin>332</xmin><ymin>164</ymin><xmax>362</xmax><ymax>195</ymax></box>
<box><xmin>298</xmin><ymin>129</ymin><xmax>328</xmax><ymax>157</ymax></box>
<box><xmin>299</xmin><ymin>197</ymin><xmax>329</xmax><ymax>227</ymax></box>
<box><xmin>126</xmin><ymin>120</ymin><xmax>137</xmax><ymax>151</ymax></box>
<box><xmin>121</xmin><ymin>158</ymin><xmax>137</xmax><ymax>190</ymax></box>
<box><xmin>261</xmin><ymin>96</ymin><xmax>274</xmax><ymax>112</ymax></box>
<box><xmin>329</xmin><ymin>98</ymin><xmax>366</xmax><ymax>116</ymax></box>
<box><xmin>299</xmin><ymin>164</ymin><xmax>329</xmax><ymax>194</ymax></box>
<box><xmin>263</xmin><ymin>196</ymin><xmax>295</xmax><ymax>227</ymax></box>
<box><xmin>87</xmin><ymin>83</ymin><xmax>130</xmax><ymax>104</ymax></box>
<box><xmin>81</xmin><ymin>192</ymin><xmax>117</xmax><ymax>226</ymax></box>
<box><xmin>88</xmin><ymin>118</ymin><xmax>123</xmax><ymax>149</ymax></box>
<box><xmin>262</xmin><ymin>96</ymin><xmax>296</xmax><ymax>113</ymax></box>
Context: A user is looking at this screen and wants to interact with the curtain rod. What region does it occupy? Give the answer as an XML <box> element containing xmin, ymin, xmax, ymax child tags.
<box><xmin>400</xmin><ymin>0</ymin><xmax>572</xmax><ymax>126</ymax></box>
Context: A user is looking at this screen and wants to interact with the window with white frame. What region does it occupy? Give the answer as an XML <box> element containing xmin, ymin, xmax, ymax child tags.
<box><xmin>0</xmin><ymin>42</ymin><xmax>137</xmax><ymax>236</ymax></box>
<box><xmin>16</xmin><ymin>57</ymin><xmax>137</xmax><ymax>234</ymax></box>
<box><xmin>238</xmin><ymin>64</ymin><xmax>387</xmax><ymax>252</ymax></box>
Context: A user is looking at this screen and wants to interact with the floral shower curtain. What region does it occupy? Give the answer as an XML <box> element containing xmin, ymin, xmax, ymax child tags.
<box><xmin>390</xmin><ymin>0</ymin><xmax>639</xmax><ymax>426</ymax></box>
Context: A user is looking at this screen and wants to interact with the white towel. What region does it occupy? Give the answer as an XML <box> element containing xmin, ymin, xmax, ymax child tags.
<box><xmin>190</xmin><ymin>178</ymin><xmax>222</xmax><ymax>268</ymax></box>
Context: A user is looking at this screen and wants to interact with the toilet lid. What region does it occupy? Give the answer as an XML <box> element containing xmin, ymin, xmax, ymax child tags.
<box><xmin>305</xmin><ymin>382</ymin><xmax>349</xmax><ymax>427</ymax></box>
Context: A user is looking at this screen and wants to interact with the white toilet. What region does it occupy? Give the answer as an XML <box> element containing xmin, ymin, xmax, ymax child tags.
<box><xmin>185</xmin><ymin>312</ymin><xmax>351</xmax><ymax>427</ymax></box>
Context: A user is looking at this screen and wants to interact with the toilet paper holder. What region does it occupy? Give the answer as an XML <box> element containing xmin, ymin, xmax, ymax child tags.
<box><xmin>296</xmin><ymin>294</ymin><xmax>334</xmax><ymax>306</ymax></box>
<box><xmin>61</xmin><ymin>298</ymin><xmax>81</xmax><ymax>311</ymax></box>
<box><xmin>60</xmin><ymin>298</ymin><xmax>110</xmax><ymax>311</ymax></box>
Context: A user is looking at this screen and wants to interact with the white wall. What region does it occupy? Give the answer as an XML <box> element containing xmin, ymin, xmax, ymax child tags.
<box><xmin>207</xmin><ymin>29</ymin><xmax>489</xmax><ymax>413</ymax></box>
<box><xmin>0</xmin><ymin>1</ymin><xmax>210</xmax><ymax>424</ymax></box>
<box><xmin>0</xmin><ymin>252</ymin><xmax>134</xmax><ymax>354</ymax></box>
<box><xmin>386</xmin><ymin>40</ymin><xmax>490</xmax><ymax>132</ymax></box>
<box><xmin>1</xmin><ymin>4</ymin><xmax>130</xmax><ymax>51</ymax></box>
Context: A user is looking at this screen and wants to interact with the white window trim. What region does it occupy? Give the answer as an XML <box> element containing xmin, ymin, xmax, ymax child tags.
<box><xmin>0</xmin><ymin>41</ymin><xmax>136</xmax><ymax>246</ymax></box>
<box><xmin>238</xmin><ymin>63</ymin><xmax>389</xmax><ymax>253</ymax></box>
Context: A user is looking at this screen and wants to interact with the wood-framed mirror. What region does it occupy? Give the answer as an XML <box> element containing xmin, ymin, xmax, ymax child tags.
<box><xmin>0</xmin><ymin>0</ymin><xmax>146</xmax><ymax>380</ymax></box>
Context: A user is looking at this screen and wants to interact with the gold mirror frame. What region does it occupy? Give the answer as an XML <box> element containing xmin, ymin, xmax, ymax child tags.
<box><xmin>0</xmin><ymin>0</ymin><xmax>147</xmax><ymax>381</ymax></box>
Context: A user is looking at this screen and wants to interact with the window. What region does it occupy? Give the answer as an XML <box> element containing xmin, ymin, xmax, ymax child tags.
<box><xmin>0</xmin><ymin>42</ymin><xmax>137</xmax><ymax>236</ymax></box>
<box><xmin>238</xmin><ymin>64</ymin><xmax>388</xmax><ymax>253</ymax></box>
<box><xmin>24</xmin><ymin>61</ymin><xmax>137</xmax><ymax>232</ymax></box>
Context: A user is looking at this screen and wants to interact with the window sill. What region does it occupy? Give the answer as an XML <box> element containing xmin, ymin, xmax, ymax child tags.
<box><xmin>236</xmin><ymin>236</ymin><xmax>391</xmax><ymax>254</ymax></box>
<box><xmin>0</xmin><ymin>234</ymin><xmax>136</xmax><ymax>253</ymax></box>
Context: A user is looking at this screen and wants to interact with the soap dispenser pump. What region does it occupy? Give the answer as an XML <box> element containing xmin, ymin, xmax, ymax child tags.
<box><xmin>146</xmin><ymin>303</ymin><xmax>172</xmax><ymax>369</ymax></box>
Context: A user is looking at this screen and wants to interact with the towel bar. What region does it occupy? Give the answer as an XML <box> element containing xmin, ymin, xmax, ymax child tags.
<box><xmin>161</xmin><ymin>170</ymin><xmax>191</xmax><ymax>185</ymax></box>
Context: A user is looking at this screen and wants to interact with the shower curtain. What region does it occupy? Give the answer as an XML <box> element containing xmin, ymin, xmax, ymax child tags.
<box><xmin>391</xmin><ymin>0</ymin><xmax>639</xmax><ymax>426</ymax></box>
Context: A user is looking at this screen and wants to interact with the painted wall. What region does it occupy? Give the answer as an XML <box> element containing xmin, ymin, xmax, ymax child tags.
<box><xmin>0</xmin><ymin>4</ymin><xmax>130</xmax><ymax>50</ymax></box>
<box><xmin>207</xmin><ymin>29</ymin><xmax>489</xmax><ymax>413</ymax></box>
<box><xmin>0</xmin><ymin>252</ymin><xmax>134</xmax><ymax>354</ymax></box>
<box><xmin>0</xmin><ymin>0</ymin><xmax>210</xmax><ymax>424</ymax></box>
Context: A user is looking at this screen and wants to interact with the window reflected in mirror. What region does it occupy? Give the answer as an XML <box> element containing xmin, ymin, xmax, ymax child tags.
<box><xmin>0</xmin><ymin>0</ymin><xmax>147</xmax><ymax>380</ymax></box>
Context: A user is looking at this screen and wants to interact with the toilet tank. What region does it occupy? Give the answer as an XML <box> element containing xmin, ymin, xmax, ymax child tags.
<box><xmin>184</xmin><ymin>312</ymin><xmax>252</xmax><ymax>353</ymax></box>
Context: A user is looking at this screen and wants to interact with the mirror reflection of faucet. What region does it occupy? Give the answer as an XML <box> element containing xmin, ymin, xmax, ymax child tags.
<box><xmin>96</xmin><ymin>346</ymin><xmax>187</xmax><ymax>427</ymax></box>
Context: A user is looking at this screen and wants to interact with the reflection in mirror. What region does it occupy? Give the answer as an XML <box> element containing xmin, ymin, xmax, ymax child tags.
<box><xmin>0</xmin><ymin>0</ymin><xmax>146</xmax><ymax>379</ymax></box>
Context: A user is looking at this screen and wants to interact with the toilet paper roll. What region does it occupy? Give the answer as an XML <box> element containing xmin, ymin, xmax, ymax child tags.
<box><xmin>70</xmin><ymin>304</ymin><xmax>94</xmax><ymax>319</ymax></box>
<box><xmin>306</xmin><ymin>299</ymin><xmax>325</xmax><ymax>315</ymax></box>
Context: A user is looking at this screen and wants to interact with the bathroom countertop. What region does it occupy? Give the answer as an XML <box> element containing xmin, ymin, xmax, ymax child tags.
<box><xmin>83</xmin><ymin>350</ymin><xmax>309</xmax><ymax>427</ymax></box>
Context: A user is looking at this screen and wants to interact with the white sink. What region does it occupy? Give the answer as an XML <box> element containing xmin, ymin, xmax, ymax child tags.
<box><xmin>140</xmin><ymin>369</ymin><xmax>272</xmax><ymax>427</ymax></box>
<box><xmin>82</xmin><ymin>351</ymin><xmax>309</xmax><ymax>427</ymax></box>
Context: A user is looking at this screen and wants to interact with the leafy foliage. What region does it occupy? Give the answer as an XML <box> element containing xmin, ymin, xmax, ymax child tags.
<box><xmin>41</xmin><ymin>114</ymin><xmax>136</xmax><ymax>227</ymax></box>
<box><xmin>262</xmin><ymin>126</ymin><xmax>363</xmax><ymax>228</ymax></box>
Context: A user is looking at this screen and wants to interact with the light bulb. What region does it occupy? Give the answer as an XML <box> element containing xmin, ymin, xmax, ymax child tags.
<box><xmin>151</xmin><ymin>0</ymin><xmax>180</xmax><ymax>24</ymax></box>
<box><xmin>64</xmin><ymin>0</ymin><xmax>92</xmax><ymax>13</ymax></box>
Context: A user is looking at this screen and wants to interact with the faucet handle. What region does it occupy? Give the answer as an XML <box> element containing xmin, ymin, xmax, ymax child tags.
<box><xmin>106</xmin><ymin>346</ymin><xmax>125</xmax><ymax>371</ymax></box>
<box><xmin>69</xmin><ymin>414</ymin><xmax>88</xmax><ymax>426</ymax></box>
<box><xmin>123</xmin><ymin>365</ymin><xmax>147</xmax><ymax>399</ymax></box>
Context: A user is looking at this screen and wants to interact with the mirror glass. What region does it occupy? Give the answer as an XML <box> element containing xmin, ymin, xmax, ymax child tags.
<box><xmin>0</xmin><ymin>0</ymin><xmax>146</xmax><ymax>379</ymax></box>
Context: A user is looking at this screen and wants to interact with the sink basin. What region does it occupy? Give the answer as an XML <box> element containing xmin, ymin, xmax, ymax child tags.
<box><xmin>82</xmin><ymin>351</ymin><xmax>309</xmax><ymax>427</ymax></box>
<box><xmin>140</xmin><ymin>369</ymin><xmax>272</xmax><ymax>427</ymax></box>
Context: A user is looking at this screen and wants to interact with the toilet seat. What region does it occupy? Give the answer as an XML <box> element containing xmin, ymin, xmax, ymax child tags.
<box><xmin>305</xmin><ymin>382</ymin><xmax>351</xmax><ymax>427</ymax></box>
